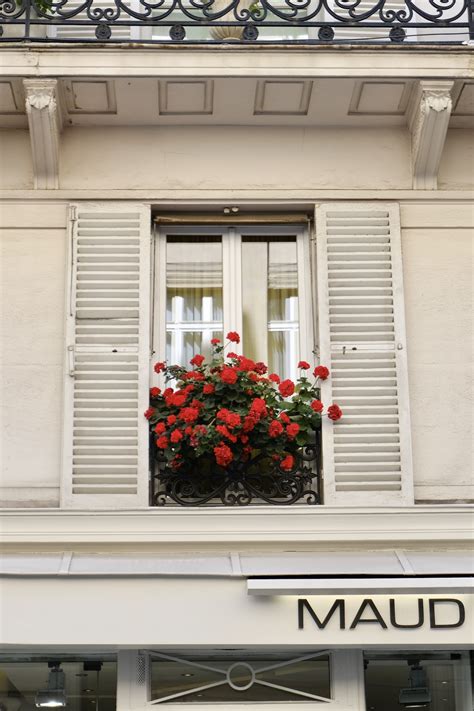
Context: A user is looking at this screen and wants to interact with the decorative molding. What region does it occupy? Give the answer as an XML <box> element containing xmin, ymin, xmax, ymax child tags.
<box><xmin>254</xmin><ymin>80</ymin><xmax>313</xmax><ymax>115</ymax></box>
<box><xmin>408</xmin><ymin>80</ymin><xmax>454</xmax><ymax>190</ymax></box>
<box><xmin>0</xmin><ymin>506</ymin><xmax>472</xmax><ymax>546</ymax></box>
<box><xmin>23</xmin><ymin>78</ymin><xmax>62</xmax><ymax>190</ymax></box>
<box><xmin>63</xmin><ymin>79</ymin><xmax>117</xmax><ymax>114</ymax></box>
<box><xmin>349</xmin><ymin>81</ymin><xmax>413</xmax><ymax>116</ymax></box>
<box><xmin>158</xmin><ymin>80</ymin><xmax>214</xmax><ymax>115</ymax></box>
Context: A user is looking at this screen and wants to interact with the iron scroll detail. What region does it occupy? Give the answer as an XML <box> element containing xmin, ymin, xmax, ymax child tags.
<box><xmin>150</xmin><ymin>436</ymin><xmax>321</xmax><ymax>507</ymax></box>
<box><xmin>1</xmin><ymin>0</ymin><xmax>471</xmax><ymax>44</ymax></box>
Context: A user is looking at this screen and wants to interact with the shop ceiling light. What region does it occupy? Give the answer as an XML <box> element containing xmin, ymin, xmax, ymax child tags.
<box><xmin>35</xmin><ymin>664</ymin><xmax>67</xmax><ymax>708</ymax></box>
<box><xmin>398</xmin><ymin>662</ymin><xmax>431</xmax><ymax>708</ymax></box>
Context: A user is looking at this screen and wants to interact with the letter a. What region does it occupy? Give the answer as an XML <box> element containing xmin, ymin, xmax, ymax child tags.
<box><xmin>350</xmin><ymin>599</ymin><xmax>388</xmax><ymax>629</ymax></box>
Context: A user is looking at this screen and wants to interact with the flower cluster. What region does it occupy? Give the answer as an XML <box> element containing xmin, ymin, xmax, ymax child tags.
<box><xmin>145</xmin><ymin>332</ymin><xmax>342</xmax><ymax>474</ymax></box>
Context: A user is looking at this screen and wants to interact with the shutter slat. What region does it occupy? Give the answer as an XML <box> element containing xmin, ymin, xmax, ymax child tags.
<box><xmin>316</xmin><ymin>203</ymin><xmax>414</xmax><ymax>504</ymax></box>
<box><xmin>62</xmin><ymin>203</ymin><xmax>150</xmax><ymax>507</ymax></box>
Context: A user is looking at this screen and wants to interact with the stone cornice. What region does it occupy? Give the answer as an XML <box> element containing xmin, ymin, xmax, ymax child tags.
<box><xmin>0</xmin><ymin>506</ymin><xmax>472</xmax><ymax>547</ymax></box>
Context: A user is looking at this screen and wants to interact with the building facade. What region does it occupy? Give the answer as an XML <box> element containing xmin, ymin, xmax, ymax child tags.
<box><xmin>0</xmin><ymin>6</ymin><xmax>473</xmax><ymax>709</ymax></box>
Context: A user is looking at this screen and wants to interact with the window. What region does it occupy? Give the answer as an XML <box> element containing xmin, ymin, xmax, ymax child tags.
<box><xmin>152</xmin><ymin>224</ymin><xmax>314</xmax><ymax>383</ymax></box>
<box><xmin>0</xmin><ymin>656</ymin><xmax>117</xmax><ymax>710</ymax></box>
<box><xmin>149</xmin><ymin>650</ymin><xmax>331</xmax><ymax>703</ymax></box>
<box><xmin>364</xmin><ymin>652</ymin><xmax>473</xmax><ymax>711</ymax></box>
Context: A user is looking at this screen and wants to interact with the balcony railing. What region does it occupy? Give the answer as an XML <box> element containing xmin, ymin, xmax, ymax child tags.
<box><xmin>149</xmin><ymin>432</ymin><xmax>322</xmax><ymax>506</ymax></box>
<box><xmin>1</xmin><ymin>0</ymin><xmax>471</xmax><ymax>45</ymax></box>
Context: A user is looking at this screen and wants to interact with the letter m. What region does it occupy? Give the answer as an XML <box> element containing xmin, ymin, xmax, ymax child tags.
<box><xmin>298</xmin><ymin>599</ymin><xmax>346</xmax><ymax>629</ymax></box>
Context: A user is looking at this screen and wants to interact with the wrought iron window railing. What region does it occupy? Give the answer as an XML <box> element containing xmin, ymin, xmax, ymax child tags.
<box><xmin>149</xmin><ymin>431</ymin><xmax>322</xmax><ymax>506</ymax></box>
<box><xmin>1</xmin><ymin>0</ymin><xmax>472</xmax><ymax>44</ymax></box>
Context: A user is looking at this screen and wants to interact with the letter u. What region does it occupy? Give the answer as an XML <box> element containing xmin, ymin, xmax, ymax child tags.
<box><xmin>389</xmin><ymin>598</ymin><xmax>424</xmax><ymax>628</ymax></box>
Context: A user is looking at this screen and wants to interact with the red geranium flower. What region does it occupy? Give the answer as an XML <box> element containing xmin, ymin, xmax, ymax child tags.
<box><xmin>327</xmin><ymin>404</ymin><xmax>343</xmax><ymax>421</ymax></box>
<box><xmin>156</xmin><ymin>435</ymin><xmax>169</xmax><ymax>449</ymax></box>
<box><xmin>190</xmin><ymin>354</ymin><xmax>205</xmax><ymax>367</ymax></box>
<box><xmin>144</xmin><ymin>407</ymin><xmax>155</xmax><ymax>420</ymax></box>
<box><xmin>154</xmin><ymin>362</ymin><xmax>166</xmax><ymax>374</ymax></box>
<box><xmin>314</xmin><ymin>365</ymin><xmax>330</xmax><ymax>380</ymax></box>
<box><xmin>220</xmin><ymin>367</ymin><xmax>238</xmax><ymax>385</ymax></box>
<box><xmin>216</xmin><ymin>424</ymin><xmax>238</xmax><ymax>443</ymax></box>
<box><xmin>280</xmin><ymin>454</ymin><xmax>295</xmax><ymax>471</ymax></box>
<box><xmin>203</xmin><ymin>383</ymin><xmax>215</xmax><ymax>395</ymax></box>
<box><xmin>225</xmin><ymin>412</ymin><xmax>241</xmax><ymax>429</ymax></box>
<box><xmin>279</xmin><ymin>412</ymin><xmax>290</xmax><ymax>424</ymax></box>
<box><xmin>170</xmin><ymin>429</ymin><xmax>183</xmax><ymax>443</ymax></box>
<box><xmin>150</xmin><ymin>387</ymin><xmax>161</xmax><ymax>398</ymax></box>
<box><xmin>167</xmin><ymin>415</ymin><xmax>177</xmax><ymax>425</ymax></box>
<box><xmin>298</xmin><ymin>361</ymin><xmax>310</xmax><ymax>370</ymax></box>
<box><xmin>214</xmin><ymin>442</ymin><xmax>233</xmax><ymax>467</ymax></box>
<box><xmin>154</xmin><ymin>422</ymin><xmax>166</xmax><ymax>434</ymax></box>
<box><xmin>179</xmin><ymin>407</ymin><xmax>199</xmax><ymax>423</ymax></box>
<box><xmin>278</xmin><ymin>379</ymin><xmax>295</xmax><ymax>398</ymax></box>
<box><xmin>286</xmin><ymin>423</ymin><xmax>300</xmax><ymax>439</ymax></box>
<box><xmin>268</xmin><ymin>420</ymin><xmax>284</xmax><ymax>438</ymax></box>
<box><xmin>237</xmin><ymin>356</ymin><xmax>256</xmax><ymax>372</ymax></box>
<box><xmin>170</xmin><ymin>392</ymin><xmax>187</xmax><ymax>408</ymax></box>
<box><xmin>254</xmin><ymin>362</ymin><xmax>268</xmax><ymax>375</ymax></box>
<box><xmin>226</xmin><ymin>331</ymin><xmax>240</xmax><ymax>344</ymax></box>
<box><xmin>211</xmin><ymin>338</ymin><xmax>221</xmax><ymax>345</ymax></box>
<box><xmin>269</xmin><ymin>373</ymin><xmax>280</xmax><ymax>384</ymax></box>
<box><xmin>311</xmin><ymin>399</ymin><xmax>324</xmax><ymax>413</ymax></box>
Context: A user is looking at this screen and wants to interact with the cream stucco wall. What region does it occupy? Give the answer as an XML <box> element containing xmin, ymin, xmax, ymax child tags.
<box><xmin>0</xmin><ymin>204</ymin><xmax>67</xmax><ymax>506</ymax></box>
<box><xmin>59</xmin><ymin>126</ymin><xmax>413</xmax><ymax>190</ymax></box>
<box><xmin>0</xmin><ymin>125</ymin><xmax>472</xmax><ymax>507</ymax></box>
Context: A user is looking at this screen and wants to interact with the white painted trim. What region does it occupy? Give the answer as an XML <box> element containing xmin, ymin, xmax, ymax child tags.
<box><xmin>0</xmin><ymin>191</ymin><xmax>472</xmax><ymax>202</ymax></box>
<box><xmin>0</xmin><ymin>506</ymin><xmax>472</xmax><ymax>545</ymax></box>
<box><xmin>1</xmin><ymin>48</ymin><xmax>472</xmax><ymax>81</ymax></box>
<box><xmin>223</xmin><ymin>226</ymin><xmax>243</xmax><ymax>350</ymax></box>
<box><xmin>247</xmin><ymin>577</ymin><xmax>474</xmax><ymax>595</ymax></box>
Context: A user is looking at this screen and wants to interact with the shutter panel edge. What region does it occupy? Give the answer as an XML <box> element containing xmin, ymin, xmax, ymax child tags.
<box><xmin>315</xmin><ymin>202</ymin><xmax>414</xmax><ymax>506</ymax></box>
<box><xmin>61</xmin><ymin>202</ymin><xmax>151</xmax><ymax>509</ymax></box>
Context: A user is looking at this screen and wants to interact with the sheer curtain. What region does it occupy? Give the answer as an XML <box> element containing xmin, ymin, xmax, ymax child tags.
<box><xmin>166</xmin><ymin>239</ymin><xmax>223</xmax><ymax>366</ymax></box>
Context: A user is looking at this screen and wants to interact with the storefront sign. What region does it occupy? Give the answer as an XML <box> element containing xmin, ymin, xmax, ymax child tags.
<box><xmin>298</xmin><ymin>597</ymin><xmax>466</xmax><ymax>630</ymax></box>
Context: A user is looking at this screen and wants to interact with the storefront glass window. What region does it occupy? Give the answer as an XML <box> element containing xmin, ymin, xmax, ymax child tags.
<box><xmin>150</xmin><ymin>651</ymin><xmax>330</xmax><ymax>703</ymax></box>
<box><xmin>364</xmin><ymin>652</ymin><xmax>471</xmax><ymax>711</ymax></box>
<box><xmin>0</xmin><ymin>657</ymin><xmax>116</xmax><ymax>710</ymax></box>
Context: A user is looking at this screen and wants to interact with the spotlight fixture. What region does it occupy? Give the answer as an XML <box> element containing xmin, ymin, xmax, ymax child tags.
<box><xmin>223</xmin><ymin>206</ymin><xmax>240</xmax><ymax>215</ymax></box>
<box><xmin>398</xmin><ymin>661</ymin><xmax>431</xmax><ymax>708</ymax></box>
<box><xmin>35</xmin><ymin>662</ymin><xmax>67</xmax><ymax>708</ymax></box>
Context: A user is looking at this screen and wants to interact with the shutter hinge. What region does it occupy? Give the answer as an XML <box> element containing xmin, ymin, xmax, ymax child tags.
<box><xmin>69</xmin><ymin>205</ymin><xmax>77</xmax><ymax>222</ymax></box>
<box><xmin>67</xmin><ymin>345</ymin><xmax>75</xmax><ymax>377</ymax></box>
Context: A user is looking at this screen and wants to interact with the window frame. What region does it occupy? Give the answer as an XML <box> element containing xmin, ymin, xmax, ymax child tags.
<box><xmin>151</xmin><ymin>222</ymin><xmax>315</xmax><ymax>380</ymax></box>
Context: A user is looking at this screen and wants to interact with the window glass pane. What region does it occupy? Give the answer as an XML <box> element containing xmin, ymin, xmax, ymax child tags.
<box><xmin>166</xmin><ymin>238</ymin><xmax>223</xmax><ymax>366</ymax></box>
<box><xmin>364</xmin><ymin>653</ymin><xmax>468</xmax><ymax>711</ymax></box>
<box><xmin>151</xmin><ymin>653</ymin><xmax>330</xmax><ymax>703</ymax></box>
<box><xmin>0</xmin><ymin>658</ymin><xmax>117</xmax><ymax>710</ymax></box>
<box><xmin>242</xmin><ymin>236</ymin><xmax>299</xmax><ymax>382</ymax></box>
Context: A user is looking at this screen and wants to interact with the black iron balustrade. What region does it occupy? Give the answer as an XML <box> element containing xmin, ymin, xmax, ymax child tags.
<box><xmin>149</xmin><ymin>431</ymin><xmax>321</xmax><ymax>506</ymax></box>
<box><xmin>0</xmin><ymin>0</ymin><xmax>472</xmax><ymax>44</ymax></box>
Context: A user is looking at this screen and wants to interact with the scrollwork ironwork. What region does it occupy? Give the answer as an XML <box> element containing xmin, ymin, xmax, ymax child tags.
<box><xmin>0</xmin><ymin>0</ymin><xmax>470</xmax><ymax>43</ymax></box>
<box><xmin>149</xmin><ymin>436</ymin><xmax>321</xmax><ymax>506</ymax></box>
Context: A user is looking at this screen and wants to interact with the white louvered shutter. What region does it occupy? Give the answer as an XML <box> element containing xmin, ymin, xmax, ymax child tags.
<box><xmin>315</xmin><ymin>203</ymin><xmax>414</xmax><ymax>505</ymax></box>
<box><xmin>62</xmin><ymin>203</ymin><xmax>151</xmax><ymax>508</ymax></box>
